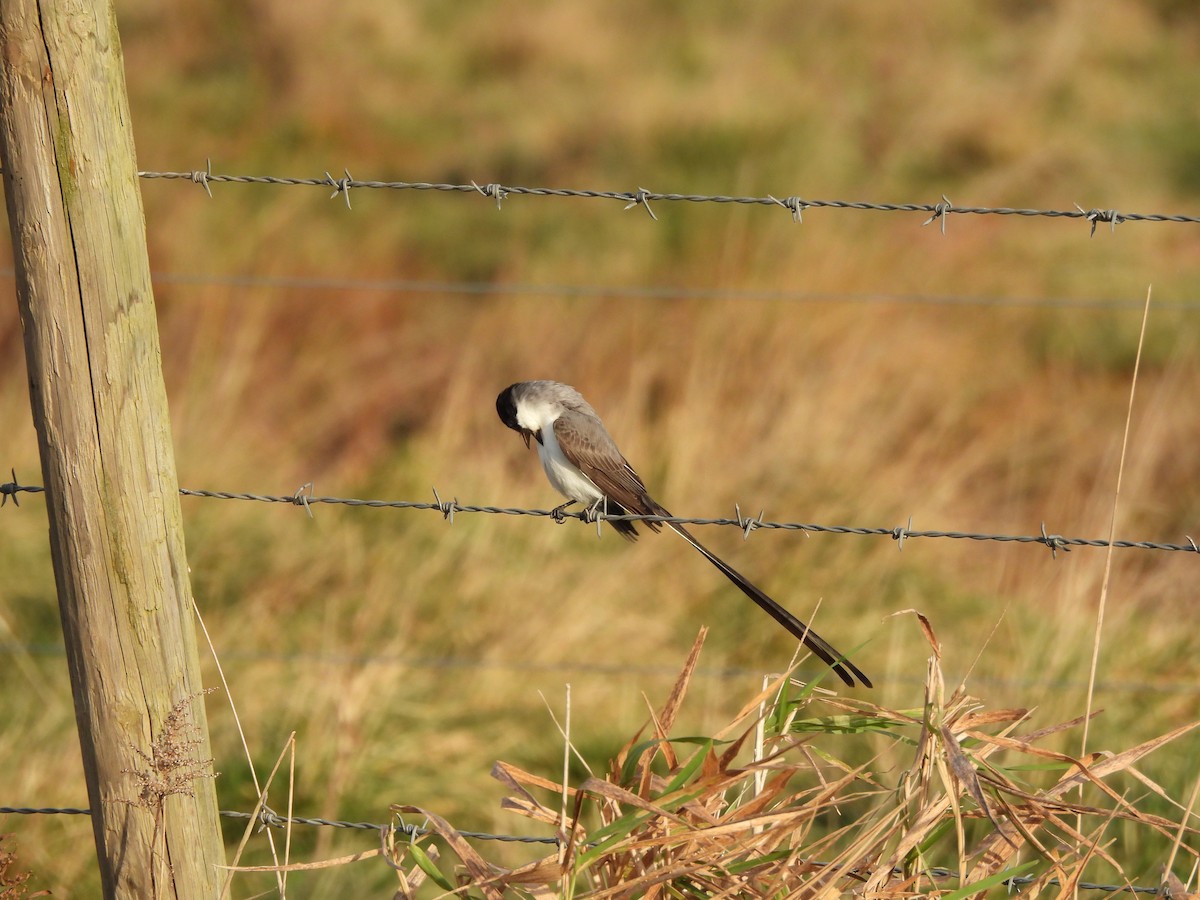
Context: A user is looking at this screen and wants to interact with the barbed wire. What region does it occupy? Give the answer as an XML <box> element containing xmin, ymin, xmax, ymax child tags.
<box><xmin>0</xmin><ymin>806</ymin><xmax>556</xmax><ymax>844</ymax></box>
<box><xmin>218</xmin><ymin>809</ymin><xmax>557</xmax><ymax>844</ymax></box>
<box><xmin>3</xmin><ymin>473</ymin><xmax>1197</xmax><ymax>556</ymax></box>
<box><xmin>2</xmin><ymin>167</ymin><xmax>1186</xmax><ymax>898</ymax></box>
<box><xmin>137</xmin><ymin>164</ymin><xmax>1200</xmax><ymax>234</ymax></box>
<box><xmin>0</xmin><ymin>805</ymin><xmax>1175</xmax><ymax>893</ymax></box>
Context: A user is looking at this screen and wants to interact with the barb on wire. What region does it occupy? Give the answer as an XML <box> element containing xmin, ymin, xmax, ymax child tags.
<box><xmin>191</xmin><ymin>158</ymin><xmax>213</xmax><ymax>198</ymax></box>
<box><xmin>134</xmin><ymin>166</ymin><xmax>1200</xmax><ymax>229</ymax></box>
<box><xmin>6</xmin><ymin>477</ymin><xmax>1198</xmax><ymax>555</ymax></box>
<box><xmin>624</xmin><ymin>187</ymin><xmax>657</xmax><ymax>220</ymax></box>
<box><xmin>471</xmin><ymin>180</ymin><xmax>507</xmax><ymax>210</ymax></box>
<box><xmin>293</xmin><ymin>482</ymin><xmax>315</xmax><ymax>518</ymax></box>
<box><xmin>571</xmin><ymin>496</ymin><xmax>607</xmax><ymax>538</ymax></box>
<box><xmin>922</xmin><ymin>195</ymin><xmax>953</xmax><ymax>234</ymax></box>
<box><xmin>767</xmin><ymin>194</ymin><xmax>807</xmax><ymax>223</ymax></box>
<box><xmin>326</xmin><ymin>169</ymin><xmax>353</xmax><ymax>209</ymax></box>
<box><xmin>0</xmin><ymin>805</ymin><xmax>1176</xmax><ymax>893</ymax></box>
<box><xmin>0</xmin><ymin>470</ymin><xmax>43</xmax><ymax>508</ymax></box>
<box><xmin>734</xmin><ymin>503</ymin><xmax>767</xmax><ymax>541</ymax></box>
<box><xmin>1040</xmin><ymin>521</ymin><xmax>1071</xmax><ymax>558</ymax></box>
<box><xmin>1076</xmin><ymin>203</ymin><xmax>1125</xmax><ymax>236</ymax></box>
<box><xmin>430</xmin><ymin>487</ymin><xmax>458</xmax><ymax>524</ymax></box>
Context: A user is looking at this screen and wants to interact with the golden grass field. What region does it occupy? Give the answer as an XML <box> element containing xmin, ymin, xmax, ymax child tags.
<box><xmin>1</xmin><ymin>1</ymin><xmax>1199</xmax><ymax>895</ymax></box>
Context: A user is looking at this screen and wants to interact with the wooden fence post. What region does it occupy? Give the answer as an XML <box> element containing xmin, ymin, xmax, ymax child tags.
<box><xmin>0</xmin><ymin>1</ymin><xmax>225</xmax><ymax>896</ymax></box>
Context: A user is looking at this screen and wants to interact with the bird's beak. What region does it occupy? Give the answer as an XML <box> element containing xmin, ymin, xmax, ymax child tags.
<box><xmin>520</xmin><ymin>428</ymin><xmax>534</xmax><ymax>449</ymax></box>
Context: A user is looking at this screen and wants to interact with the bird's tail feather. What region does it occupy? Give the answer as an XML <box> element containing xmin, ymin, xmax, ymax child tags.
<box><xmin>663</xmin><ymin>517</ymin><xmax>871</xmax><ymax>688</ymax></box>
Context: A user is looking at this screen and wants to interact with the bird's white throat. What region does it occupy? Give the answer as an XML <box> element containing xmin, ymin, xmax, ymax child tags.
<box><xmin>515</xmin><ymin>396</ymin><xmax>605</xmax><ymax>506</ymax></box>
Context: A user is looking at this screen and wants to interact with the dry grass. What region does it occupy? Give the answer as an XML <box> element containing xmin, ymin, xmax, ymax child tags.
<box><xmin>221</xmin><ymin>629</ymin><xmax>1200</xmax><ymax>897</ymax></box>
<box><xmin>1</xmin><ymin>1</ymin><xmax>1199</xmax><ymax>896</ymax></box>
<box><xmin>0</xmin><ymin>833</ymin><xmax>47</xmax><ymax>899</ymax></box>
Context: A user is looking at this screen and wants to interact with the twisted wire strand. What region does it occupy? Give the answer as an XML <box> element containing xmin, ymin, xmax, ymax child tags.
<box><xmin>136</xmin><ymin>167</ymin><xmax>1200</xmax><ymax>230</ymax></box>
<box><xmin>0</xmin><ymin>805</ymin><xmax>1172</xmax><ymax>891</ymax></box>
<box><xmin>2</xmin><ymin>477</ymin><xmax>1196</xmax><ymax>554</ymax></box>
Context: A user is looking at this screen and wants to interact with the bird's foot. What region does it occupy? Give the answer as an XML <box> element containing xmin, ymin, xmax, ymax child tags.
<box><xmin>550</xmin><ymin>500</ymin><xmax>577</xmax><ymax>524</ymax></box>
<box><xmin>581</xmin><ymin>498</ymin><xmax>605</xmax><ymax>524</ymax></box>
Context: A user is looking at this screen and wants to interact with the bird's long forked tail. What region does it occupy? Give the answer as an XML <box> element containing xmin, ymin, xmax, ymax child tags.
<box><xmin>666</xmin><ymin>521</ymin><xmax>872</xmax><ymax>688</ymax></box>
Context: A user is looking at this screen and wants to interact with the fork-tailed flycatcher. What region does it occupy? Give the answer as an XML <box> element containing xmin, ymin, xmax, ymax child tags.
<box><xmin>496</xmin><ymin>380</ymin><xmax>871</xmax><ymax>688</ymax></box>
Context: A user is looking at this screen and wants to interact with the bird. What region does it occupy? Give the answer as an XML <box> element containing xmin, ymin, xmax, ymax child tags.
<box><xmin>496</xmin><ymin>380</ymin><xmax>871</xmax><ymax>688</ymax></box>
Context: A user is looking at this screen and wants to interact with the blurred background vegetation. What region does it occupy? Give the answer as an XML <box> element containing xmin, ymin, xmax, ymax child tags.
<box><xmin>1</xmin><ymin>1</ymin><xmax>1198</xmax><ymax>895</ymax></box>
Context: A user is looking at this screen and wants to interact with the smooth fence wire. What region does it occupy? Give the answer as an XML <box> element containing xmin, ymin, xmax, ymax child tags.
<box><xmin>6</xmin><ymin>267</ymin><xmax>1196</xmax><ymax>310</ymax></box>
<box><xmin>138</xmin><ymin>274</ymin><xmax>1200</xmax><ymax>310</ymax></box>
<box><xmin>0</xmin><ymin>805</ymin><xmax>1174</xmax><ymax>894</ymax></box>
<box><xmin>136</xmin><ymin>164</ymin><xmax>1200</xmax><ymax>233</ymax></box>
<box><xmin>2</xmin><ymin>475</ymin><xmax>1198</xmax><ymax>555</ymax></box>
<box><xmin>5</xmin><ymin>640</ymin><xmax>1200</xmax><ymax>695</ymax></box>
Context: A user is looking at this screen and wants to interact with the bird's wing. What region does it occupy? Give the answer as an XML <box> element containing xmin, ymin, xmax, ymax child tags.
<box><xmin>552</xmin><ymin>411</ymin><xmax>661</xmax><ymax>525</ymax></box>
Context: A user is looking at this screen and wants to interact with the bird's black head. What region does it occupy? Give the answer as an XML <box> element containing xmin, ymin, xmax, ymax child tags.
<box><xmin>496</xmin><ymin>384</ymin><xmax>520</xmax><ymax>432</ymax></box>
<box><xmin>496</xmin><ymin>383</ymin><xmax>536</xmax><ymax>447</ymax></box>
